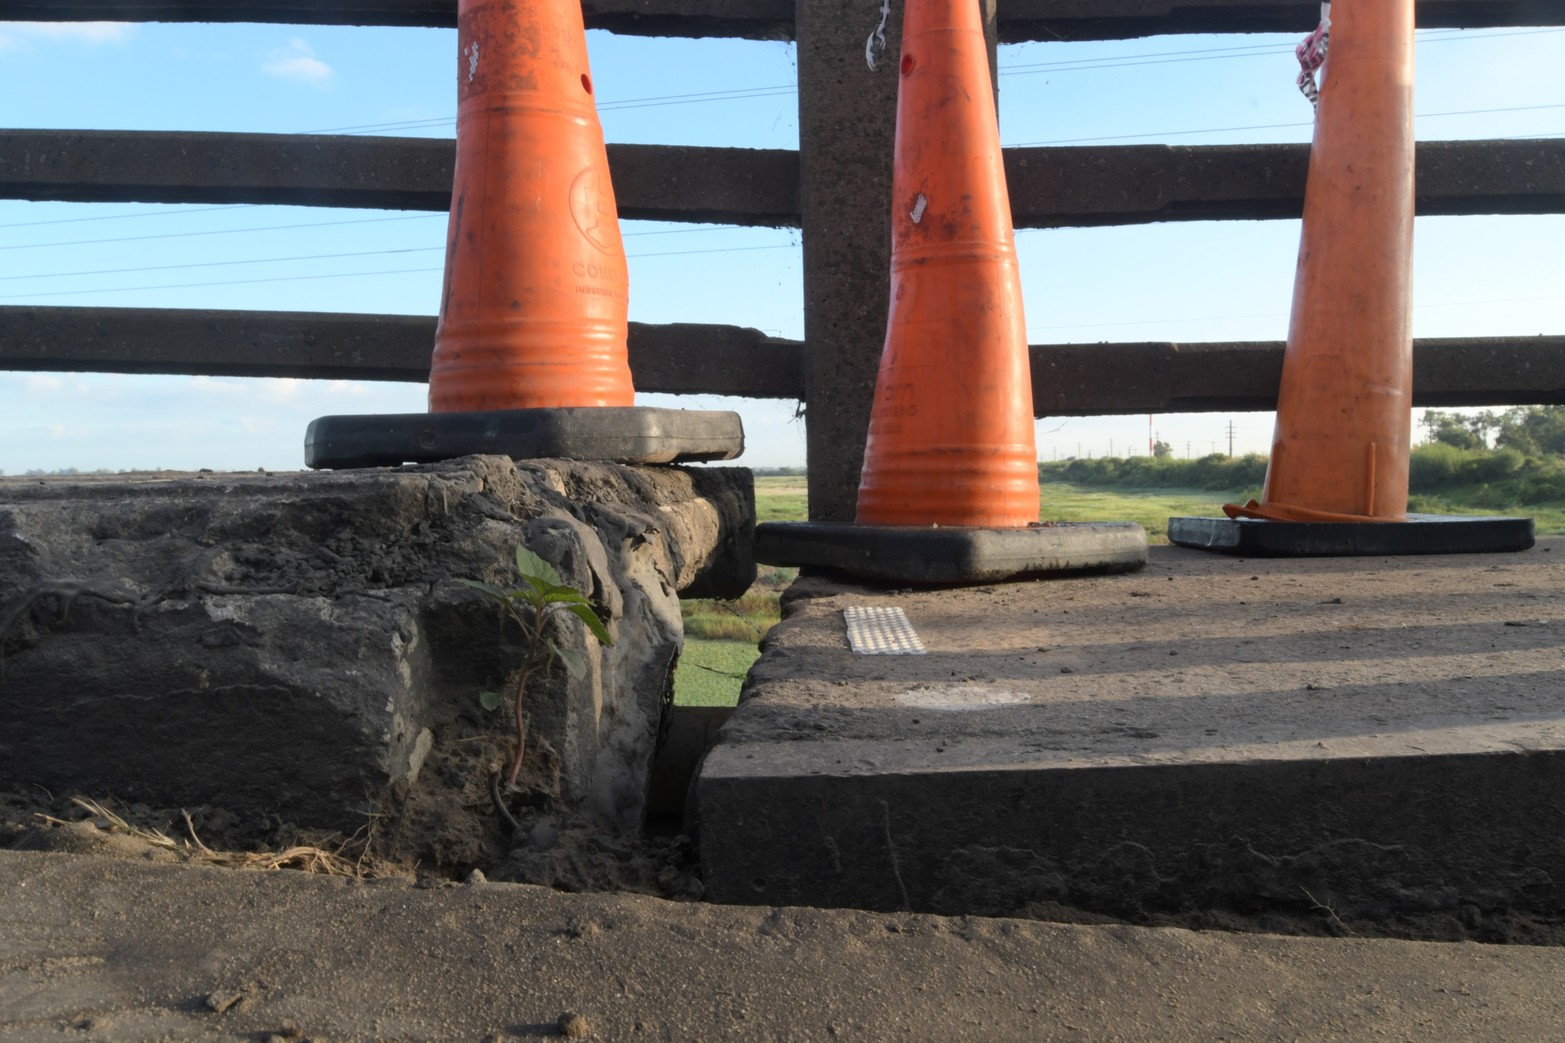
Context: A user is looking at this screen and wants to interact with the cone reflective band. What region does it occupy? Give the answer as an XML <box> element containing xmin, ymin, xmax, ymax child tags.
<box><xmin>428</xmin><ymin>0</ymin><xmax>635</xmax><ymax>413</ymax></box>
<box><xmin>853</xmin><ymin>0</ymin><xmax>1039</xmax><ymax>528</ymax></box>
<box><xmin>1230</xmin><ymin>0</ymin><xmax>1414</xmax><ymax>523</ymax></box>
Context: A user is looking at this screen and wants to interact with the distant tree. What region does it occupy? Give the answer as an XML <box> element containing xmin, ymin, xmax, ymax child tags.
<box><xmin>1152</xmin><ymin>439</ymin><xmax>1173</xmax><ymax>459</ymax></box>
<box><xmin>1420</xmin><ymin>410</ymin><xmax>1491</xmax><ymax>451</ymax></box>
<box><xmin>1494</xmin><ymin>405</ymin><xmax>1565</xmax><ymax>457</ymax></box>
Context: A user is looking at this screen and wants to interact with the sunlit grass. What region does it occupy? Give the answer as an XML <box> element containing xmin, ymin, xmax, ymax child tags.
<box><xmin>674</xmin><ymin>638</ymin><xmax>760</xmax><ymax>707</ymax></box>
<box><xmin>1410</xmin><ymin>495</ymin><xmax>1565</xmax><ymax>534</ymax></box>
<box><xmin>1040</xmin><ymin>482</ymin><xmax>1242</xmax><ymax>544</ymax></box>
<box><xmin>754</xmin><ymin>475</ymin><xmax>808</xmax><ymax>523</ymax></box>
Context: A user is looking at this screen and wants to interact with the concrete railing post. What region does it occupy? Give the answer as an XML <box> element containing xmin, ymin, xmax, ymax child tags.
<box><xmin>796</xmin><ymin>0</ymin><xmax>899</xmax><ymax>521</ymax></box>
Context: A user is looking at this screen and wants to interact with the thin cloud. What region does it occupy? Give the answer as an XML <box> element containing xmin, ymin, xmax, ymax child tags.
<box><xmin>262</xmin><ymin>37</ymin><xmax>334</xmax><ymax>88</ymax></box>
<box><xmin>0</xmin><ymin>21</ymin><xmax>134</xmax><ymax>47</ymax></box>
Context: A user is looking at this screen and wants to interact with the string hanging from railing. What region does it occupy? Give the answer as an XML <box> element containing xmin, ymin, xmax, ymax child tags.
<box><xmin>865</xmin><ymin>0</ymin><xmax>892</xmax><ymax>70</ymax></box>
<box><xmin>1296</xmin><ymin>1</ymin><xmax>1332</xmax><ymax>108</ymax></box>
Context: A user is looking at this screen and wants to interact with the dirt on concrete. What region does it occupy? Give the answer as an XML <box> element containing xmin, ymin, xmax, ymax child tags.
<box><xmin>4</xmin><ymin>845</ymin><xmax>1565</xmax><ymax>1041</ymax></box>
<box><xmin>0</xmin><ymin>773</ymin><xmax>703</xmax><ymax>907</ymax></box>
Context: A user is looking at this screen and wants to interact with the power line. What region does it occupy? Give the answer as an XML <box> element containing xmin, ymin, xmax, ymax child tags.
<box><xmin>0</xmin><ymin>243</ymin><xmax>798</xmax><ymax>299</ymax></box>
<box><xmin>0</xmin><ymin>202</ymin><xmax>740</xmax><ymax>238</ymax></box>
<box><xmin>0</xmin><ymin>266</ymin><xmax>445</xmax><ymax>301</ymax></box>
<box><xmin>0</xmin><ymin>245</ymin><xmax>447</xmax><ymax>282</ymax></box>
<box><xmin>999</xmin><ymin>25</ymin><xmax>1565</xmax><ymax>77</ymax></box>
<box><xmin>0</xmin><ymin>213</ymin><xmax>440</xmax><ymax>252</ymax></box>
<box><xmin>294</xmin><ymin>25</ymin><xmax>1565</xmax><ymax>137</ymax></box>
<box><xmin>0</xmin><ymin>204</ymin><xmax>250</xmax><ymax>231</ymax></box>
<box><xmin>0</xmin><ymin>217</ymin><xmax>769</xmax><ymax>259</ymax></box>
<box><xmin>629</xmin><ymin>243</ymin><xmax>797</xmax><ymax>260</ymax></box>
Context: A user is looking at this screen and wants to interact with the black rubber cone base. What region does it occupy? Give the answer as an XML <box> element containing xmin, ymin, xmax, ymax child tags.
<box><xmin>304</xmin><ymin>407</ymin><xmax>744</xmax><ymax>469</ymax></box>
<box><xmin>755</xmin><ymin>520</ymin><xmax>1148</xmax><ymax>585</ymax></box>
<box><xmin>1167</xmin><ymin>514</ymin><xmax>1535</xmax><ymax>557</ymax></box>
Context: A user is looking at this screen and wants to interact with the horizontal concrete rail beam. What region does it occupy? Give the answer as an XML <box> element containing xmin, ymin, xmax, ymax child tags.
<box><xmin>1005</xmin><ymin>139</ymin><xmax>1565</xmax><ymax>227</ymax></box>
<box><xmin>0</xmin><ymin>131</ymin><xmax>800</xmax><ymax>227</ymax></box>
<box><xmin>1031</xmin><ymin>338</ymin><xmax>1565</xmax><ymax>416</ymax></box>
<box><xmin>998</xmin><ymin>0</ymin><xmax>1565</xmax><ymax>41</ymax></box>
<box><xmin>0</xmin><ymin>0</ymin><xmax>795</xmax><ymax>39</ymax></box>
<box><xmin>3</xmin><ymin>306</ymin><xmax>1561</xmax><ymax>413</ymax></box>
<box><xmin>3</xmin><ymin>0</ymin><xmax>1556</xmax><ymax>40</ymax></box>
<box><xmin>0</xmin><ymin>307</ymin><xmax>808</xmax><ymax>399</ymax></box>
<box><xmin>4</xmin><ymin>131</ymin><xmax>1559</xmax><ymax>227</ymax></box>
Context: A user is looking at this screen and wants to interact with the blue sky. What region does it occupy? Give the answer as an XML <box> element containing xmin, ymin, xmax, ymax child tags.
<box><xmin>0</xmin><ymin>16</ymin><xmax>1560</xmax><ymax>474</ymax></box>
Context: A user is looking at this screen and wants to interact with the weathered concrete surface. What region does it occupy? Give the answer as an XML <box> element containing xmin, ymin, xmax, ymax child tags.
<box><xmin>0</xmin><ymin>457</ymin><xmax>753</xmax><ymax>843</ymax></box>
<box><xmin>6</xmin><ymin>850</ymin><xmax>1565</xmax><ymax>1043</ymax></box>
<box><xmin>699</xmin><ymin>539</ymin><xmax>1565</xmax><ymax>926</ymax></box>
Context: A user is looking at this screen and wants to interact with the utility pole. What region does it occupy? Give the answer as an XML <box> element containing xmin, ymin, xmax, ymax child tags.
<box><xmin>1226</xmin><ymin>421</ymin><xmax>1237</xmax><ymax>457</ymax></box>
<box><xmin>1108</xmin><ymin>438</ymin><xmax>1115</xmax><ymax>457</ymax></box>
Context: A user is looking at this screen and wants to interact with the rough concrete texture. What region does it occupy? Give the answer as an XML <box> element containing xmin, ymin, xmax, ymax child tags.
<box><xmin>699</xmin><ymin>539</ymin><xmax>1565</xmax><ymax>929</ymax></box>
<box><xmin>0</xmin><ymin>457</ymin><xmax>753</xmax><ymax>842</ymax></box>
<box><xmin>6</xmin><ymin>850</ymin><xmax>1565</xmax><ymax>1043</ymax></box>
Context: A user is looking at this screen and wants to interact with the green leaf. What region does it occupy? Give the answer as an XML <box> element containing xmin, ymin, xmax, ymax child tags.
<box><xmin>506</xmin><ymin>589</ymin><xmax>547</xmax><ymax>611</ymax></box>
<box><xmin>564</xmin><ymin>601</ymin><xmax>613</xmax><ymax>646</ymax></box>
<box><xmin>550</xmin><ymin>641</ymin><xmax>587</xmax><ymax>680</ymax></box>
<box><xmin>478</xmin><ymin>690</ymin><xmax>504</xmax><ymax>711</ymax></box>
<box><xmin>515</xmin><ymin>546</ymin><xmax>563</xmax><ymax>588</ymax></box>
<box><xmin>455</xmin><ymin>577</ymin><xmax>510</xmax><ymax>602</ymax></box>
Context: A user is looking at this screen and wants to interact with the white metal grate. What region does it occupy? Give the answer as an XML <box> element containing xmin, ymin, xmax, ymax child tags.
<box><xmin>843</xmin><ymin>606</ymin><xmax>927</xmax><ymax>655</ymax></box>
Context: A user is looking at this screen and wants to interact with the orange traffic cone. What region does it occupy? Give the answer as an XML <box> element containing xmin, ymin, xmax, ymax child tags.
<box><xmin>1227</xmin><ymin>0</ymin><xmax>1414</xmax><ymax>523</ymax></box>
<box><xmin>1167</xmin><ymin>0</ymin><xmax>1531</xmax><ymax>554</ymax></box>
<box><xmin>303</xmin><ymin>0</ymin><xmax>744</xmax><ymax>469</ymax></box>
<box><xmin>752</xmin><ymin>0</ymin><xmax>1147</xmax><ymax>582</ymax></box>
<box><xmin>853</xmin><ymin>0</ymin><xmax>1038</xmax><ymax>528</ymax></box>
<box><xmin>428</xmin><ymin>0</ymin><xmax>634</xmax><ymax>412</ymax></box>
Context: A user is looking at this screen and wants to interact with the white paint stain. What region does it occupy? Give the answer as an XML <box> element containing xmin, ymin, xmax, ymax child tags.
<box><xmin>465</xmin><ymin>41</ymin><xmax>479</xmax><ymax>82</ymax></box>
<box><xmin>910</xmin><ymin>193</ymin><xmax>928</xmax><ymax>224</ymax></box>
<box><xmin>894</xmin><ymin>685</ymin><xmax>1032</xmax><ymax>711</ymax></box>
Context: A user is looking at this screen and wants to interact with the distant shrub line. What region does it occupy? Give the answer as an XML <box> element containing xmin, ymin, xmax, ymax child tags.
<box><xmin>1042</xmin><ymin>446</ymin><xmax>1565</xmax><ymax>506</ymax></box>
<box><xmin>1040</xmin><ymin>453</ymin><xmax>1268</xmax><ymax>494</ymax></box>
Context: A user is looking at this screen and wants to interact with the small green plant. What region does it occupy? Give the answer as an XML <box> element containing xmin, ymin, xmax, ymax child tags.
<box><xmin>458</xmin><ymin>545</ymin><xmax>612</xmax><ymax>791</ymax></box>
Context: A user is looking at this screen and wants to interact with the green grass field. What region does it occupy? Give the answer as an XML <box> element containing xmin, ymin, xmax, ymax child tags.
<box><xmin>753</xmin><ymin>475</ymin><xmax>808</xmax><ymax>523</ymax></box>
<box><xmin>672</xmin><ymin>478</ymin><xmax>800</xmax><ymax>705</ymax></box>
<box><xmin>1410</xmin><ymin>494</ymin><xmax>1565</xmax><ymax>534</ymax></box>
<box><xmin>676</xmin><ymin>639</ymin><xmax>764</xmax><ymax>707</ymax></box>
<box><xmin>1039</xmin><ymin>483</ymin><xmax>1239</xmax><ymax>543</ymax></box>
